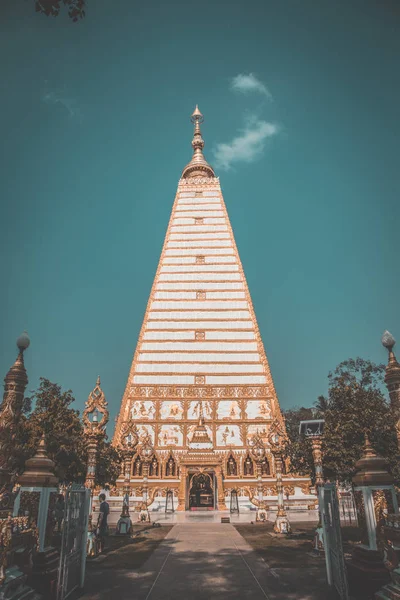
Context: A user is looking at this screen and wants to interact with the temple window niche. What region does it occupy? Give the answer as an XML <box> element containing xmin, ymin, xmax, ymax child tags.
<box><xmin>132</xmin><ymin>455</ymin><xmax>142</xmax><ymax>477</ymax></box>
<box><xmin>149</xmin><ymin>455</ymin><xmax>159</xmax><ymax>477</ymax></box>
<box><xmin>165</xmin><ymin>454</ymin><xmax>176</xmax><ymax>477</ymax></box>
<box><xmin>227</xmin><ymin>453</ymin><xmax>238</xmax><ymax>476</ymax></box>
<box><xmin>261</xmin><ymin>457</ymin><xmax>270</xmax><ymax>476</ymax></box>
<box><xmin>243</xmin><ymin>453</ymin><xmax>254</xmax><ymax>476</ymax></box>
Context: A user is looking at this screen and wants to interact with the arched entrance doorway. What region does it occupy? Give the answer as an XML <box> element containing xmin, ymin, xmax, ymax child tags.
<box><xmin>189</xmin><ymin>472</ymin><xmax>214</xmax><ymax>509</ymax></box>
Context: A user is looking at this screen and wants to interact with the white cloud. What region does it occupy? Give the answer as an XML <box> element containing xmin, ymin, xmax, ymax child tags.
<box><xmin>213</xmin><ymin>118</ymin><xmax>278</xmax><ymax>171</ymax></box>
<box><xmin>230</xmin><ymin>73</ymin><xmax>271</xmax><ymax>98</ymax></box>
<box><xmin>42</xmin><ymin>81</ymin><xmax>82</xmax><ymax>121</ymax></box>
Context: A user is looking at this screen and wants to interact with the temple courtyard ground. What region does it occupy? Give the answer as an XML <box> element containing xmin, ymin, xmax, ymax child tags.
<box><xmin>82</xmin><ymin>520</ymin><xmax>361</xmax><ymax>600</ymax></box>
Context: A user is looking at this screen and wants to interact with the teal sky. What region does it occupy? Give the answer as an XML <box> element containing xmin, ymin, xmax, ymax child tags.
<box><xmin>1</xmin><ymin>0</ymin><xmax>399</xmax><ymax>433</ymax></box>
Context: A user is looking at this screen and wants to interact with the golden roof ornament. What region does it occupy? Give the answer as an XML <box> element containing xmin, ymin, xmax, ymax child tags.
<box><xmin>181</xmin><ymin>105</ymin><xmax>215</xmax><ymax>180</ymax></box>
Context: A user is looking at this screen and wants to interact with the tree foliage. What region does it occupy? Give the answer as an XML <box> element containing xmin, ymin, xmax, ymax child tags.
<box><xmin>285</xmin><ymin>358</ymin><xmax>399</xmax><ymax>486</ymax></box>
<box><xmin>14</xmin><ymin>378</ymin><xmax>121</xmax><ymax>487</ymax></box>
<box><xmin>34</xmin><ymin>0</ymin><xmax>85</xmax><ymax>22</ymax></box>
<box><xmin>283</xmin><ymin>406</ymin><xmax>316</xmax><ymax>482</ymax></box>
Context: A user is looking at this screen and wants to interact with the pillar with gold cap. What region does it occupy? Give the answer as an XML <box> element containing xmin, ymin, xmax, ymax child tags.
<box><xmin>347</xmin><ymin>434</ymin><xmax>399</xmax><ymax>596</ymax></box>
<box><xmin>0</xmin><ymin>332</ymin><xmax>30</xmax><ymax>498</ymax></box>
<box><xmin>13</xmin><ymin>434</ymin><xmax>59</xmax><ymax>552</ymax></box>
<box><xmin>382</xmin><ymin>330</ymin><xmax>400</xmax><ymax>450</ymax></box>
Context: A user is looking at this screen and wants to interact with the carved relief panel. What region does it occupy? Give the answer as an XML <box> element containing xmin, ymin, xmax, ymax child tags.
<box><xmin>217</xmin><ymin>400</ymin><xmax>241</xmax><ymax>420</ymax></box>
<box><xmin>131</xmin><ymin>400</ymin><xmax>156</xmax><ymax>420</ymax></box>
<box><xmin>245</xmin><ymin>399</ymin><xmax>271</xmax><ymax>420</ymax></box>
<box><xmin>160</xmin><ymin>401</ymin><xmax>184</xmax><ymax>420</ymax></box>
<box><xmin>158</xmin><ymin>424</ymin><xmax>184</xmax><ymax>447</ymax></box>
<box><xmin>187</xmin><ymin>400</ymin><xmax>212</xmax><ymax>420</ymax></box>
<box><xmin>137</xmin><ymin>424</ymin><xmax>156</xmax><ymax>444</ymax></box>
<box><xmin>246</xmin><ymin>423</ymin><xmax>269</xmax><ymax>445</ymax></box>
<box><xmin>216</xmin><ymin>424</ymin><xmax>242</xmax><ymax>447</ymax></box>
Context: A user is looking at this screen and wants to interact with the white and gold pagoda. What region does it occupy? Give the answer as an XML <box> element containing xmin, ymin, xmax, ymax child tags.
<box><xmin>112</xmin><ymin>107</ymin><xmax>312</xmax><ymax>513</ymax></box>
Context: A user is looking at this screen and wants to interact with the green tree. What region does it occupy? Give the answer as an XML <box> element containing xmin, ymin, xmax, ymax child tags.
<box><xmin>34</xmin><ymin>0</ymin><xmax>85</xmax><ymax>22</ymax></box>
<box><xmin>284</xmin><ymin>358</ymin><xmax>399</xmax><ymax>487</ymax></box>
<box><xmin>283</xmin><ymin>406</ymin><xmax>316</xmax><ymax>482</ymax></box>
<box><xmin>15</xmin><ymin>378</ymin><xmax>122</xmax><ymax>487</ymax></box>
<box><xmin>321</xmin><ymin>358</ymin><xmax>399</xmax><ymax>485</ymax></box>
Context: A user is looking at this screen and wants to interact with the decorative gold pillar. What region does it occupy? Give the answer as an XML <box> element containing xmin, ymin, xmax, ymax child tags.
<box><xmin>0</xmin><ymin>332</ymin><xmax>30</xmax><ymax>494</ymax></box>
<box><xmin>139</xmin><ymin>435</ymin><xmax>154</xmax><ymax>522</ymax></box>
<box><xmin>311</xmin><ymin>437</ymin><xmax>324</xmax><ymax>488</ymax></box>
<box><xmin>82</xmin><ymin>377</ymin><xmax>109</xmax><ymax>492</ymax></box>
<box><xmin>177</xmin><ymin>465</ymin><xmax>187</xmax><ymax>511</ymax></box>
<box><xmin>116</xmin><ymin>420</ymin><xmax>139</xmax><ymax>533</ymax></box>
<box><xmin>382</xmin><ymin>331</ymin><xmax>400</xmax><ymax>450</ymax></box>
<box><xmin>347</xmin><ymin>434</ymin><xmax>399</xmax><ymax>597</ymax></box>
<box><xmin>215</xmin><ymin>465</ymin><xmax>226</xmax><ymax>510</ymax></box>
<box><xmin>269</xmin><ymin>420</ymin><xmax>291</xmax><ymax>533</ymax></box>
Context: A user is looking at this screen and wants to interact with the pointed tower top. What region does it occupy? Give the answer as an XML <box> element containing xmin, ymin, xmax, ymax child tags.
<box><xmin>4</xmin><ymin>332</ymin><xmax>29</xmax><ymax>388</ymax></box>
<box><xmin>17</xmin><ymin>433</ymin><xmax>58</xmax><ymax>488</ymax></box>
<box><xmin>191</xmin><ymin>105</ymin><xmax>204</xmax><ymax>122</ymax></box>
<box><xmin>182</xmin><ymin>106</ymin><xmax>215</xmax><ymax>180</ymax></box>
<box><xmin>353</xmin><ymin>432</ymin><xmax>393</xmax><ymax>486</ymax></box>
<box><xmin>382</xmin><ymin>330</ymin><xmax>400</xmax><ymax>381</ymax></box>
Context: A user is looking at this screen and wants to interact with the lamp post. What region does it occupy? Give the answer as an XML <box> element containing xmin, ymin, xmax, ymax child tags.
<box><xmin>250</xmin><ymin>434</ymin><xmax>267</xmax><ymax>522</ymax></box>
<box><xmin>140</xmin><ymin>435</ymin><xmax>154</xmax><ymax>523</ymax></box>
<box><xmin>82</xmin><ymin>377</ymin><xmax>109</xmax><ymax>499</ymax></box>
<box><xmin>116</xmin><ymin>420</ymin><xmax>139</xmax><ymax>534</ymax></box>
<box><xmin>381</xmin><ymin>331</ymin><xmax>400</xmax><ymax>451</ymax></box>
<box><xmin>269</xmin><ymin>421</ymin><xmax>291</xmax><ymax>534</ymax></box>
<box><xmin>299</xmin><ymin>419</ymin><xmax>325</xmax><ymax>550</ymax></box>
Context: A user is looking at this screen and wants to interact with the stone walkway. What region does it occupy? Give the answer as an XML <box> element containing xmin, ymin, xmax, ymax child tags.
<box><xmin>82</xmin><ymin>522</ymin><xmax>298</xmax><ymax>600</ymax></box>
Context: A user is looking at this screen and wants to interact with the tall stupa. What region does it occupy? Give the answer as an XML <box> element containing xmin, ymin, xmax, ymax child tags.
<box><xmin>112</xmin><ymin>107</ymin><xmax>311</xmax><ymax>511</ymax></box>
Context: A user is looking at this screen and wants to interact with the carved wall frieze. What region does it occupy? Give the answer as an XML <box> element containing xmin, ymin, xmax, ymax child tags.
<box><xmin>129</xmin><ymin>385</ymin><xmax>270</xmax><ymax>400</ymax></box>
<box><xmin>178</xmin><ymin>177</ymin><xmax>220</xmax><ymax>186</ymax></box>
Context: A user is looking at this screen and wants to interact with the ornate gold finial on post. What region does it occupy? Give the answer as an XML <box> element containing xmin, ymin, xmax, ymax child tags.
<box><xmin>268</xmin><ymin>420</ymin><xmax>291</xmax><ymax>533</ymax></box>
<box><xmin>0</xmin><ymin>332</ymin><xmax>30</xmax><ymax>490</ymax></box>
<box><xmin>382</xmin><ymin>331</ymin><xmax>400</xmax><ymax>450</ymax></box>
<box><xmin>181</xmin><ymin>106</ymin><xmax>215</xmax><ymax>179</ymax></box>
<box><xmin>116</xmin><ymin>419</ymin><xmax>139</xmax><ymax>534</ymax></box>
<box><xmin>83</xmin><ymin>376</ymin><xmax>109</xmax><ymax>491</ymax></box>
<box><xmin>139</xmin><ymin>435</ymin><xmax>155</xmax><ymax>523</ymax></box>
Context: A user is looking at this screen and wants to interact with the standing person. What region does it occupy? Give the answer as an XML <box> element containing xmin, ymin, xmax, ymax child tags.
<box><xmin>96</xmin><ymin>493</ymin><xmax>110</xmax><ymax>553</ymax></box>
<box><xmin>54</xmin><ymin>494</ymin><xmax>65</xmax><ymax>533</ymax></box>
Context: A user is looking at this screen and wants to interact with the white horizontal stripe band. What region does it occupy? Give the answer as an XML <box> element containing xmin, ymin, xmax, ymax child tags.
<box><xmin>165</xmin><ymin>248</ymin><xmax>234</xmax><ymax>256</ymax></box>
<box><xmin>145</xmin><ymin>321</ymin><xmax>254</xmax><ymax>329</ymax></box>
<box><xmin>140</xmin><ymin>342</ymin><xmax>258</xmax><ymax>351</ymax></box>
<box><xmin>138</xmin><ymin>352</ymin><xmax>261</xmax><ymax>362</ymax></box>
<box><xmin>160</xmin><ymin>265</ymin><xmax>239</xmax><ymax>273</ymax></box>
<box><xmin>150</xmin><ymin>301</ymin><xmax>248</xmax><ymax>310</ymax></box>
<box><xmin>158</xmin><ymin>273</ymin><xmax>241</xmax><ymax>281</ymax></box>
<box><xmin>135</xmin><ymin>363</ymin><xmax>264</xmax><ymax>373</ymax></box>
<box><xmin>153</xmin><ymin>291</ymin><xmax>246</xmax><ymax>299</ymax></box>
<box><xmin>156</xmin><ymin>282</ymin><xmax>244</xmax><ymax>290</ymax></box>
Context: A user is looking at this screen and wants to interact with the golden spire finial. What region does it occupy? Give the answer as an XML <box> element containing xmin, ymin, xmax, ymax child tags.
<box><xmin>181</xmin><ymin>106</ymin><xmax>215</xmax><ymax>179</ymax></box>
